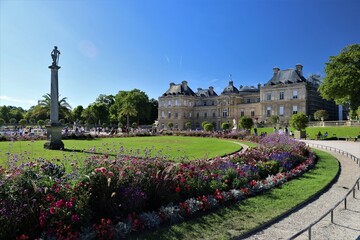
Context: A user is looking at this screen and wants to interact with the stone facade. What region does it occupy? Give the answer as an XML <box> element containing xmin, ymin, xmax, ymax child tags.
<box><xmin>158</xmin><ymin>65</ymin><xmax>338</xmax><ymax>130</ymax></box>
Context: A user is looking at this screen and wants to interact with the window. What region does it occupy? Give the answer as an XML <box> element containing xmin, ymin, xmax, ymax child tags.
<box><xmin>197</xmin><ymin>112</ymin><xmax>199</xmax><ymax>119</ymax></box>
<box><xmin>267</xmin><ymin>106</ymin><xmax>271</xmax><ymax>117</ymax></box>
<box><xmin>293</xmin><ymin>105</ymin><xmax>298</xmax><ymax>114</ymax></box>
<box><xmin>189</xmin><ymin>101</ymin><xmax>192</xmax><ymax>107</ymax></box>
<box><xmin>293</xmin><ymin>90</ymin><xmax>298</xmax><ymax>99</ymax></box>
<box><xmin>175</xmin><ymin>100</ymin><xmax>178</xmax><ymax>106</ymax></box>
<box><xmin>246</xmin><ymin>99</ymin><xmax>251</xmax><ymax>103</ymax></box>
<box><xmin>212</xmin><ymin>101</ymin><xmax>215</xmax><ymax>106</ymax></box>
<box><xmin>161</xmin><ymin>111</ymin><xmax>165</xmax><ymax>118</ymax></box>
<box><xmin>168</xmin><ymin>111</ymin><xmax>171</xmax><ymax>118</ymax></box>
<box><xmin>183</xmin><ymin>100</ymin><xmax>187</xmax><ymax>106</ymax></box>
<box><xmin>203</xmin><ymin>101</ymin><xmax>207</xmax><ymax>106</ymax></box>
<box><xmin>175</xmin><ymin>112</ymin><xmax>178</xmax><ymax>118</ymax></box>
<box><xmin>189</xmin><ymin>112</ymin><xmax>192</xmax><ymax>118</ymax></box>
<box><xmin>204</xmin><ymin>112</ymin><xmax>207</xmax><ymax>118</ymax></box>
<box><xmin>161</xmin><ymin>123</ymin><xmax>164</xmax><ymax>129</ymax></box>
<box><xmin>175</xmin><ymin>123</ymin><xmax>178</xmax><ymax>129</ymax></box>
<box><xmin>266</xmin><ymin>93</ymin><xmax>271</xmax><ymax>101</ymax></box>
<box><xmin>251</xmin><ymin>110</ymin><xmax>255</xmax><ymax>117</ymax></box>
<box><xmin>257</xmin><ymin>97</ymin><xmax>260</xmax><ymax>102</ymax></box>
<box><xmin>168</xmin><ymin>100</ymin><xmax>171</xmax><ymax>106</ymax></box>
<box><xmin>240</xmin><ymin>110</ymin><xmax>244</xmax><ymax>117</ymax></box>
<box><xmin>213</xmin><ymin>112</ymin><xmax>216</xmax><ymax>118</ymax></box>
<box><xmin>280</xmin><ymin>92</ymin><xmax>284</xmax><ymax>100</ymax></box>
<box><xmin>162</xmin><ymin>101</ymin><xmax>165</xmax><ymax>107</ymax></box>
<box><xmin>279</xmin><ymin>106</ymin><xmax>284</xmax><ymax>116</ymax></box>
<box><xmin>222</xmin><ymin>109</ymin><xmax>228</xmax><ymax>117</ymax></box>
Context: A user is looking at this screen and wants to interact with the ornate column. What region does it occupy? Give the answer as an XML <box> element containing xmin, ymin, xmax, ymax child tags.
<box><xmin>44</xmin><ymin>46</ymin><xmax>64</xmax><ymax>150</ymax></box>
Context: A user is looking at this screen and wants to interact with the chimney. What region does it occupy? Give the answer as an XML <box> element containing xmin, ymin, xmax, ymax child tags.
<box><xmin>209</xmin><ymin>86</ymin><xmax>214</xmax><ymax>95</ymax></box>
<box><xmin>182</xmin><ymin>80</ymin><xmax>188</xmax><ymax>91</ymax></box>
<box><xmin>257</xmin><ymin>83</ymin><xmax>261</xmax><ymax>89</ymax></box>
<box><xmin>273</xmin><ymin>67</ymin><xmax>280</xmax><ymax>74</ymax></box>
<box><xmin>295</xmin><ymin>64</ymin><xmax>303</xmax><ymax>76</ymax></box>
<box><xmin>239</xmin><ymin>85</ymin><xmax>243</xmax><ymax>89</ymax></box>
<box><xmin>229</xmin><ymin>80</ymin><xmax>234</xmax><ymax>86</ymax></box>
<box><xmin>197</xmin><ymin>88</ymin><xmax>202</xmax><ymax>91</ymax></box>
<box><xmin>170</xmin><ymin>82</ymin><xmax>175</xmax><ymax>87</ymax></box>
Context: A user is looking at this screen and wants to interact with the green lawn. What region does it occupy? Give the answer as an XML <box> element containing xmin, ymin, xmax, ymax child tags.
<box><xmin>134</xmin><ymin>149</ymin><xmax>339</xmax><ymax>240</ymax></box>
<box><xmin>254</xmin><ymin>126</ymin><xmax>360</xmax><ymax>139</ymax></box>
<box><xmin>0</xmin><ymin>136</ymin><xmax>241</xmax><ymax>168</ymax></box>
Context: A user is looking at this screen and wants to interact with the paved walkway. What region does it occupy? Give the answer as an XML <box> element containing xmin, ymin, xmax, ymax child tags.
<box><xmin>243</xmin><ymin>140</ymin><xmax>360</xmax><ymax>240</ymax></box>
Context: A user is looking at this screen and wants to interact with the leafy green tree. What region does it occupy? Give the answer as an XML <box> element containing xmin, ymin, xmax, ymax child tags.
<box><xmin>9</xmin><ymin>118</ymin><xmax>16</xmax><ymax>125</ymax></box>
<box><xmin>37</xmin><ymin>94</ymin><xmax>72</xmax><ymax>121</ymax></box>
<box><xmin>0</xmin><ymin>118</ymin><xmax>5</xmax><ymax>126</ymax></box>
<box><xmin>290</xmin><ymin>113</ymin><xmax>309</xmax><ymax>131</ymax></box>
<box><xmin>0</xmin><ymin>106</ymin><xmax>10</xmax><ymax>122</ymax></box>
<box><xmin>221</xmin><ymin>122</ymin><xmax>230</xmax><ymax>131</ymax></box>
<box><xmin>119</xmin><ymin>101</ymin><xmax>138</xmax><ymax>131</ymax></box>
<box><xmin>239</xmin><ymin>116</ymin><xmax>254</xmax><ymax>130</ymax></box>
<box><xmin>201</xmin><ymin>121</ymin><xmax>210</xmax><ymax>129</ymax></box>
<box><xmin>185</xmin><ymin>121</ymin><xmax>192</xmax><ymax>130</ymax></box>
<box><xmin>29</xmin><ymin>118</ymin><xmax>36</xmax><ymax>125</ymax></box>
<box><xmin>0</xmin><ymin>106</ymin><xmax>25</xmax><ymax>123</ymax></box>
<box><xmin>357</xmin><ymin>106</ymin><xmax>360</xmax><ymax>120</ymax></box>
<box><xmin>204</xmin><ymin>123</ymin><xmax>213</xmax><ymax>132</ymax></box>
<box><xmin>313</xmin><ymin>110</ymin><xmax>329</xmax><ymax>121</ymax></box>
<box><xmin>72</xmin><ymin>105</ymin><xmax>84</xmax><ymax>123</ymax></box>
<box><xmin>37</xmin><ymin>119</ymin><xmax>45</xmax><ymax>127</ymax></box>
<box><xmin>19</xmin><ymin>119</ymin><xmax>27</xmax><ymax>127</ymax></box>
<box><xmin>167</xmin><ymin>122</ymin><xmax>173</xmax><ymax>130</ymax></box>
<box><xmin>269</xmin><ymin>115</ymin><xmax>279</xmax><ymax>126</ymax></box>
<box><xmin>319</xmin><ymin>44</ymin><xmax>360</xmax><ymax>114</ymax></box>
<box><xmin>131</xmin><ymin>122</ymin><xmax>137</xmax><ymax>129</ymax></box>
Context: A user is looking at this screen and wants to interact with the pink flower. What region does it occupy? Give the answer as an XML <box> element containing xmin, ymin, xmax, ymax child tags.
<box><xmin>65</xmin><ymin>201</ymin><xmax>73</xmax><ymax>208</ymax></box>
<box><xmin>49</xmin><ymin>207</ymin><xmax>56</xmax><ymax>214</ymax></box>
<box><xmin>55</xmin><ymin>199</ymin><xmax>65</xmax><ymax>208</ymax></box>
<box><xmin>71</xmin><ymin>214</ymin><xmax>80</xmax><ymax>222</ymax></box>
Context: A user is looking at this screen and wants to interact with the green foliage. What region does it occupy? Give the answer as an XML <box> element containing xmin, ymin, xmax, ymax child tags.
<box><xmin>203</xmin><ymin>123</ymin><xmax>213</xmax><ymax>132</ymax></box>
<box><xmin>221</xmin><ymin>122</ymin><xmax>230</xmax><ymax>130</ymax></box>
<box><xmin>290</xmin><ymin>113</ymin><xmax>309</xmax><ymax>131</ymax></box>
<box><xmin>72</xmin><ymin>105</ymin><xmax>84</xmax><ymax>123</ymax></box>
<box><xmin>19</xmin><ymin>119</ymin><xmax>27</xmax><ymax>127</ymax></box>
<box><xmin>131</xmin><ymin>122</ymin><xmax>137</xmax><ymax>129</ymax></box>
<box><xmin>238</xmin><ymin>116</ymin><xmax>254</xmax><ymax>130</ymax></box>
<box><xmin>167</xmin><ymin>122</ymin><xmax>173</xmax><ymax>129</ymax></box>
<box><xmin>357</xmin><ymin>106</ymin><xmax>360</xmax><ymax>120</ymax></box>
<box><xmin>0</xmin><ymin>118</ymin><xmax>5</xmax><ymax>126</ymax></box>
<box><xmin>185</xmin><ymin>121</ymin><xmax>192</xmax><ymax>130</ymax></box>
<box><xmin>37</xmin><ymin>119</ymin><xmax>45</xmax><ymax>126</ymax></box>
<box><xmin>269</xmin><ymin>115</ymin><xmax>279</xmax><ymax>126</ymax></box>
<box><xmin>9</xmin><ymin>118</ymin><xmax>16</xmax><ymax>125</ymax></box>
<box><xmin>258</xmin><ymin>161</ymin><xmax>280</xmax><ymax>179</ymax></box>
<box><xmin>319</xmin><ymin>44</ymin><xmax>360</xmax><ymax>112</ymax></box>
<box><xmin>201</xmin><ymin>121</ymin><xmax>210</xmax><ymax>129</ymax></box>
<box><xmin>313</xmin><ymin>110</ymin><xmax>329</xmax><ymax>121</ymax></box>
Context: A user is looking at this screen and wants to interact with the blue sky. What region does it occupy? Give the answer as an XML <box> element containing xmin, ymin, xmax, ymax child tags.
<box><xmin>1</xmin><ymin>0</ymin><xmax>359</xmax><ymax>110</ymax></box>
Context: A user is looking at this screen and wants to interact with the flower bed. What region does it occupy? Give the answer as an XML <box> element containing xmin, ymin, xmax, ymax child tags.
<box><xmin>0</xmin><ymin>134</ymin><xmax>316</xmax><ymax>239</ymax></box>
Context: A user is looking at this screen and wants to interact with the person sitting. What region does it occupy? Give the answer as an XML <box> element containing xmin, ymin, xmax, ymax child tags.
<box><xmin>317</xmin><ymin>131</ymin><xmax>322</xmax><ymax>140</ymax></box>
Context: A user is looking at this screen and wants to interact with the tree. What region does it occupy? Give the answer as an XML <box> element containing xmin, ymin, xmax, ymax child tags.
<box><xmin>37</xmin><ymin>120</ymin><xmax>45</xmax><ymax>127</ymax></box>
<box><xmin>72</xmin><ymin>105</ymin><xmax>84</xmax><ymax>123</ymax></box>
<box><xmin>269</xmin><ymin>115</ymin><xmax>279</xmax><ymax>126</ymax></box>
<box><xmin>201</xmin><ymin>121</ymin><xmax>210</xmax><ymax>129</ymax></box>
<box><xmin>238</xmin><ymin>116</ymin><xmax>254</xmax><ymax>130</ymax></box>
<box><xmin>167</xmin><ymin>122</ymin><xmax>173</xmax><ymax>130</ymax></box>
<box><xmin>119</xmin><ymin>101</ymin><xmax>137</xmax><ymax>131</ymax></box>
<box><xmin>313</xmin><ymin>110</ymin><xmax>329</xmax><ymax>121</ymax></box>
<box><xmin>290</xmin><ymin>113</ymin><xmax>309</xmax><ymax>131</ymax></box>
<box><xmin>19</xmin><ymin>119</ymin><xmax>27</xmax><ymax>127</ymax></box>
<box><xmin>185</xmin><ymin>121</ymin><xmax>192</xmax><ymax>130</ymax></box>
<box><xmin>9</xmin><ymin>118</ymin><xmax>16</xmax><ymax>125</ymax></box>
<box><xmin>319</xmin><ymin>44</ymin><xmax>360</xmax><ymax>115</ymax></box>
<box><xmin>221</xmin><ymin>122</ymin><xmax>230</xmax><ymax>131</ymax></box>
<box><xmin>204</xmin><ymin>123</ymin><xmax>213</xmax><ymax>132</ymax></box>
<box><xmin>37</xmin><ymin>94</ymin><xmax>72</xmax><ymax>121</ymax></box>
<box><xmin>357</xmin><ymin>106</ymin><xmax>360</xmax><ymax>120</ymax></box>
<box><xmin>0</xmin><ymin>118</ymin><xmax>5</xmax><ymax>126</ymax></box>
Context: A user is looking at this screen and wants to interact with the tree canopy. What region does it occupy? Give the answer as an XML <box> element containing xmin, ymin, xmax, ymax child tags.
<box><xmin>238</xmin><ymin>116</ymin><xmax>254</xmax><ymax>130</ymax></box>
<box><xmin>290</xmin><ymin>113</ymin><xmax>309</xmax><ymax>131</ymax></box>
<box><xmin>319</xmin><ymin>44</ymin><xmax>360</xmax><ymax>115</ymax></box>
<box><xmin>313</xmin><ymin>110</ymin><xmax>329</xmax><ymax>121</ymax></box>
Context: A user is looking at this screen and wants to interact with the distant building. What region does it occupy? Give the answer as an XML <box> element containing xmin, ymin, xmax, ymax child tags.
<box><xmin>158</xmin><ymin>64</ymin><xmax>338</xmax><ymax>130</ymax></box>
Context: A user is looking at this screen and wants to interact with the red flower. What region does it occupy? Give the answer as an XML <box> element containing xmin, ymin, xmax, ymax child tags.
<box><xmin>49</xmin><ymin>207</ymin><xmax>56</xmax><ymax>214</ymax></box>
<box><xmin>65</xmin><ymin>201</ymin><xmax>73</xmax><ymax>208</ymax></box>
<box><xmin>16</xmin><ymin>234</ymin><xmax>29</xmax><ymax>240</ymax></box>
<box><xmin>55</xmin><ymin>199</ymin><xmax>65</xmax><ymax>208</ymax></box>
<box><xmin>175</xmin><ymin>186</ymin><xmax>181</xmax><ymax>193</ymax></box>
<box><xmin>71</xmin><ymin>214</ymin><xmax>80</xmax><ymax>222</ymax></box>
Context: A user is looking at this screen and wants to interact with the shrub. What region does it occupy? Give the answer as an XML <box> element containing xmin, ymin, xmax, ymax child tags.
<box><xmin>290</xmin><ymin>113</ymin><xmax>309</xmax><ymax>131</ymax></box>
<box><xmin>238</xmin><ymin>116</ymin><xmax>254</xmax><ymax>130</ymax></box>
<box><xmin>221</xmin><ymin>122</ymin><xmax>230</xmax><ymax>131</ymax></box>
<box><xmin>204</xmin><ymin>123</ymin><xmax>213</xmax><ymax>132</ymax></box>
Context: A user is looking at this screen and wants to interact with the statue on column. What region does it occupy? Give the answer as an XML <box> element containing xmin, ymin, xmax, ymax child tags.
<box><xmin>51</xmin><ymin>46</ymin><xmax>61</xmax><ymax>66</ymax></box>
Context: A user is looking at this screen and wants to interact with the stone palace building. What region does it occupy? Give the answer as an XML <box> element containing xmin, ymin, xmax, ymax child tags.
<box><xmin>157</xmin><ymin>64</ymin><xmax>338</xmax><ymax>130</ymax></box>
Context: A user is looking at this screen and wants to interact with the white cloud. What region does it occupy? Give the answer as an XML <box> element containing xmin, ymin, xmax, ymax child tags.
<box><xmin>0</xmin><ymin>96</ymin><xmax>37</xmax><ymax>105</ymax></box>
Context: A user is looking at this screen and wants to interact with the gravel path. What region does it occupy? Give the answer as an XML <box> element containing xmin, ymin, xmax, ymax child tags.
<box><xmin>243</xmin><ymin>140</ymin><xmax>360</xmax><ymax>240</ymax></box>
